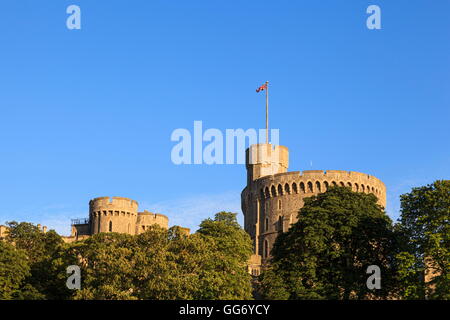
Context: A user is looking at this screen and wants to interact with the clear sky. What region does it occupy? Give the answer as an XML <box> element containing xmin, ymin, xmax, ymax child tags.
<box><xmin>0</xmin><ymin>0</ymin><xmax>449</xmax><ymax>235</ymax></box>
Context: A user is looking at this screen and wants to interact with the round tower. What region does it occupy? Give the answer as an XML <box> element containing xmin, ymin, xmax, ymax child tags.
<box><xmin>89</xmin><ymin>196</ymin><xmax>138</xmax><ymax>235</ymax></box>
<box><xmin>242</xmin><ymin>144</ymin><xmax>387</xmax><ymax>267</ymax></box>
<box><xmin>136</xmin><ymin>210</ymin><xmax>169</xmax><ymax>234</ymax></box>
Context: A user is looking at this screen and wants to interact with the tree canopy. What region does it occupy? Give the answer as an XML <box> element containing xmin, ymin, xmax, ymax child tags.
<box><xmin>0</xmin><ymin>212</ymin><xmax>253</xmax><ymax>300</ymax></box>
<box><xmin>396</xmin><ymin>180</ymin><xmax>449</xmax><ymax>299</ymax></box>
<box><xmin>260</xmin><ymin>186</ymin><xmax>397</xmax><ymax>299</ymax></box>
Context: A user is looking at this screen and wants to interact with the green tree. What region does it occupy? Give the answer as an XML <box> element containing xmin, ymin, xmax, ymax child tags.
<box><xmin>195</xmin><ymin>211</ymin><xmax>254</xmax><ymax>299</ymax></box>
<box><xmin>260</xmin><ymin>186</ymin><xmax>396</xmax><ymax>299</ymax></box>
<box><xmin>67</xmin><ymin>232</ymin><xmax>138</xmax><ymax>300</ymax></box>
<box><xmin>0</xmin><ymin>241</ymin><xmax>30</xmax><ymax>299</ymax></box>
<box><xmin>397</xmin><ymin>180</ymin><xmax>450</xmax><ymax>299</ymax></box>
<box><xmin>5</xmin><ymin>221</ymin><xmax>67</xmax><ymax>299</ymax></box>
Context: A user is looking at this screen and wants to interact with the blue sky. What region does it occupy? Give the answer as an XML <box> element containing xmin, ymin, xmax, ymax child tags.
<box><xmin>0</xmin><ymin>0</ymin><xmax>449</xmax><ymax>235</ymax></box>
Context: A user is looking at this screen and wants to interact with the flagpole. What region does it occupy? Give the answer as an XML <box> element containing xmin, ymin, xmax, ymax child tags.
<box><xmin>265</xmin><ymin>81</ymin><xmax>269</xmax><ymax>144</ymax></box>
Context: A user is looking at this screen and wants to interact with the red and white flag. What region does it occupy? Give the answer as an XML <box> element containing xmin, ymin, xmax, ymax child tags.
<box><xmin>256</xmin><ymin>83</ymin><xmax>267</xmax><ymax>93</ymax></box>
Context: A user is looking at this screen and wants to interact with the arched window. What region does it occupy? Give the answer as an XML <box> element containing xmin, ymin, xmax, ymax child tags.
<box><xmin>278</xmin><ymin>216</ymin><xmax>283</xmax><ymax>232</ymax></box>
<box><xmin>324</xmin><ymin>181</ymin><xmax>329</xmax><ymax>191</ymax></box>
<box><xmin>292</xmin><ymin>182</ymin><xmax>298</xmax><ymax>194</ymax></box>
<box><xmin>278</xmin><ymin>184</ymin><xmax>283</xmax><ymax>196</ymax></box>
<box><xmin>340</xmin><ymin>182</ymin><xmax>345</xmax><ymax>187</ymax></box>
<box><xmin>361</xmin><ymin>184</ymin><xmax>365</xmax><ymax>192</ymax></box>
<box><xmin>372</xmin><ymin>187</ymin><xmax>375</xmax><ymax>193</ymax></box>
<box><xmin>109</xmin><ymin>221</ymin><xmax>113</xmax><ymax>232</ymax></box>
<box><xmin>271</xmin><ymin>185</ymin><xmax>277</xmax><ymax>197</ymax></box>
<box><xmin>278</xmin><ymin>199</ymin><xmax>282</xmax><ymax>210</ymax></box>
<box><xmin>284</xmin><ymin>183</ymin><xmax>290</xmax><ymax>194</ymax></box>
<box><xmin>265</xmin><ymin>187</ymin><xmax>270</xmax><ymax>198</ymax></box>
<box><xmin>307</xmin><ymin>181</ymin><xmax>313</xmax><ymax>193</ymax></box>
<box><xmin>347</xmin><ymin>182</ymin><xmax>352</xmax><ymax>189</ymax></box>
<box><xmin>355</xmin><ymin>183</ymin><xmax>359</xmax><ymax>192</ymax></box>
<box><xmin>316</xmin><ymin>181</ymin><xmax>321</xmax><ymax>192</ymax></box>
<box><xmin>332</xmin><ymin>181</ymin><xmax>337</xmax><ymax>187</ymax></box>
<box><xmin>300</xmin><ymin>182</ymin><xmax>306</xmax><ymax>193</ymax></box>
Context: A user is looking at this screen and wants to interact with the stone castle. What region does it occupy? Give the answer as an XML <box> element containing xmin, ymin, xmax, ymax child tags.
<box><xmin>241</xmin><ymin>143</ymin><xmax>386</xmax><ymax>275</ymax></box>
<box><xmin>66</xmin><ymin>196</ymin><xmax>189</xmax><ymax>242</ymax></box>
<box><xmin>0</xmin><ymin>143</ymin><xmax>386</xmax><ymax>277</ymax></box>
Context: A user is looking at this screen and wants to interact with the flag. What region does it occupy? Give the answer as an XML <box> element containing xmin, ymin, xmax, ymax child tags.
<box><xmin>256</xmin><ymin>83</ymin><xmax>267</xmax><ymax>93</ymax></box>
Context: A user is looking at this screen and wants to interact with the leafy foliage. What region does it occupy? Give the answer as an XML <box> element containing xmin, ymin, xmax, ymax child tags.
<box><xmin>260</xmin><ymin>186</ymin><xmax>397</xmax><ymax>299</ymax></box>
<box><xmin>0</xmin><ymin>241</ymin><xmax>30</xmax><ymax>299</ymax></box>
<box><xmin>396</xmin><ymin>180</ymin><xmax>450</xmax><ymax>299</ymax></box>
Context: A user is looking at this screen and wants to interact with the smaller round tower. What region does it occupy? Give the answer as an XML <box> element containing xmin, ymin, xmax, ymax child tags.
<box><xmin>89</xmin><ymin>197</ymin><xmax>138</xmax><ymax>235</ymax></box>
<box><xmin>136</xmin><ymin>210</ymin><xmax>169</xmax><ymax>234</ymax></box>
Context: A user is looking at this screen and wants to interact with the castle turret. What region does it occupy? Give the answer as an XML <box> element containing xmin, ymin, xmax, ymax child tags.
<box><xmin>246</xmin><ymin>144</ymin><xmax>289</xmax><ymax>185</ymax></box>
<box><xmin>136</xmin><ymin>210</ymin><xmax>169</xmax><ymax>234</ymax></box>
<box><xmin>89</xmin><ymin>197</ymin><xmax>138</xmax><ymax>235</ymax></box>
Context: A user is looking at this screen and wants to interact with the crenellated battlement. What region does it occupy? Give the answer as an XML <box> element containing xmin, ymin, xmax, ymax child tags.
<box><xmin>138</xmin><ymin>210</ymin><xmax>169</xmax><ymax>221</ymax></box>
<box><xmin>252</xmin><ymin>170</ymin><xmax>385</xmax><ymax>189</ymax></box>
<box><xmin>89</xmin><ymin>196</ymin><xmax>139</xmax><ymax>212</ymax></box>
<box><xmin>245</xmin><ymin>169</ymin><xmax>386</xmax><ymax>207</ymax></box>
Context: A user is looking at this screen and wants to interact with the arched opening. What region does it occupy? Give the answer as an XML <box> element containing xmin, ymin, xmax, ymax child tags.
<box><xmin>332</xmin><ymin>181</ymin><xmax>337</xmax><ymax>187</ymax></box>
<box><xmin>284</xmin><ymin>183</ymin><xmax>290</xmax><ymax>194</ymax></box>
<box><xmin>361</xmin><ymin>184</ymin><xmax>365</xmax><ymax>192</ymax></box>
<box><xmin>316</xmin><ymin>181</ymin><xmax>321</xmax><ymax>192</ymax></box>
<box><xmin>340</xmin><ymin>181</ymin><xmax>345</xmax><ymax>187</ymax></box>
<box><xmin>347</xmin><ymin>182</ymin><xmax>352</xmax><ymax>189</ymax></box>
<box><xmin>265</xmin><ymin>187</ymin><xmax>270</xmax><ymax>198</ymax></box>
<box><xmin>271</xmin><ymin>185</ymin><xmax>277</xmax><ymax>197</ymax></box>
<box><xmin>324</xmin><ymin>181</ymin><xmax>329</xmax><ymax>191</ymax></box>
<box><xmin>355</xmin><ymin>183</ymin><xmax>359</xmax><ymax>192</ymax></box>
<box><xmin>278</xmin><ymin>184</ymin><xmax>283</xmax><ymax>196</ymax></box>
<box><xmin>109</xmin><ymin>221</ymin><xmax>113</xmax><ymax>232</ymax></box>
<box><xmin>278</xmin><ymin>216</ymin><xmax>283</xmax><ymax>232</ymax></box>
<box><xmin>300</xmin><ymin>182</ymin><xmax>306</xmax><ymax>193</ymax></box>
<box><xmin>307</xmin><ymin>181</ymin><xmax>313</xmax><ymax>192</ymax></box>
<box><xmin>292</xmin><ymin>182</ymin><xmax>298</xmax><ymax>194</ymax></box>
